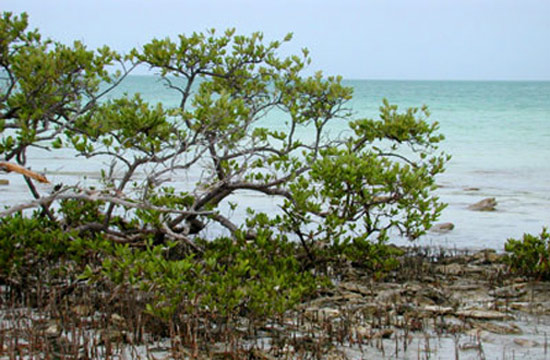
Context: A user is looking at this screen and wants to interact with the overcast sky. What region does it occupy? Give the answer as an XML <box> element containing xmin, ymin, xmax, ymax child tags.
<box><xmin>3</xmin><ymin>0</ymin><xmax>550</xmax><ymax>80</ymax></box>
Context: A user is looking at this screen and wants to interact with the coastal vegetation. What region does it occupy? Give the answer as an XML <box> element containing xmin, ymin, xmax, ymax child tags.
<box><xmin>505</xmin><ymin>228</ymin><xmax>550</xmax><ymax>280</ymax></box>
<box><xmin>3</xmin><ymin>11</ymin><xmax>548</xmax><ymax>359</ymax></box>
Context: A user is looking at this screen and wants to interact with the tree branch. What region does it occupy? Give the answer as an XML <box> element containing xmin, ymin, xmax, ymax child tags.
<box><xmin>0</xmin><ymin>188</ymin><xmax>214</xmax><ymax>218</ymax></box>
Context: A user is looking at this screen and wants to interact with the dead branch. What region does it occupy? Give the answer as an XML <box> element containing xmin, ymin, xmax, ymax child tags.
<box><xmin>0</xmin><ymin>161</ymin><xmax>50</xmax><ymax>183</ymax></box>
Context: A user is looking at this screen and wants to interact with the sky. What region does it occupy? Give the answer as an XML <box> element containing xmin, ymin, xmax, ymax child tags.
<box><xmin>2</xmin><ymin>0</ymin><xmax>550</xmax><ymax>81</ymax></box>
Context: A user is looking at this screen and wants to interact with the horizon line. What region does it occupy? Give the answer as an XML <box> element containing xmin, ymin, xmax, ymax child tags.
<box><xmin>123</xmin><ymin>73</ymin><xmax>550</xmax><ymax>83</ymax></box>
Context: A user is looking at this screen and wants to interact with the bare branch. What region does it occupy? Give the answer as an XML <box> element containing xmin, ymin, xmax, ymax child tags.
<box><xmin>159</xmin><ymin>214</ymin><xmax>202</xmax><ymax>252</ymax></box>
<box><xmin>211</xmin><ymin>213</ymin><xmax>239</xmax><ymax>235</ymax></box>
<box><xmin>0</xmin><ymin>188</ymin><xmax>214</xmax><ymax>218</ymax></box>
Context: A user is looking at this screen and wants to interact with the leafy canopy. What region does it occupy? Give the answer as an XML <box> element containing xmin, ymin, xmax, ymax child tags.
<box><xmin>0</xmin><ymin>11</ymin><xmax>448</xmax><ymax>252</ymax></box>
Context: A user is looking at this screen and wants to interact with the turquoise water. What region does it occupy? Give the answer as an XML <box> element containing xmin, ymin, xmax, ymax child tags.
<box><xmin>3</xmin><ymin>77</ymin><xmax>549</xmax><ymax>250</ymax></box>
<box><xmin>349</xmin><ymin>80</ymin><xmax>550</xmax><ymax>186</ymax></box>
<box><xmin>346</xmin><ymin>80</ymin><xmax>550</xmax><ymax>249</ymax></box>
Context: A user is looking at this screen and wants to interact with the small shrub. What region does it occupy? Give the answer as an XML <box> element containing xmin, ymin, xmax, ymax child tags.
<box><xmin>0</xmin><ymin>215</ymin><xmax>70</xmax><ymax>279</ymax></box>
<box><xmin>88</xmin><ymin>232</ymin><xmax>322</xmax><ymax>321</ymax></box>
<box><xmin>504</xmin><ymin>228</ymin><xmax>550</xmax><ymax>280</ymax></box>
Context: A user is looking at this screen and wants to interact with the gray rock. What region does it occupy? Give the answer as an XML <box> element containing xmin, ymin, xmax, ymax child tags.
<box><xmin>339</xmin><ymin>282</ymin><xmax>373</xmax><ymax>296</ymax></box>
<box><xmin>436</xmin><ymin>263</ymin><xmax>464</xmax><ymax>276</ymax></box>
<box><xmin>456</xmin><ymin>309</ymin><xmax>512</xmax><ymax>321</ymax></box>
<box><xmin>354</xmin><ymin>325</ymin><xmax>372</xmax><ymax>338</ymax></box>
<box><xmin>514</xmin><ymin>338</ymin><xmax>539</xmax><ymax>347</ymax></box>
<box><xmin>468</xmin><ymin>197</ymin><xmax>497</xmax><ymax>211</ymax></box>
<box><xmin>474</xmin><ymin>321</ymin><xmax>522</xmax><ymax>335</ymax></box>
<box><xmin>489</xmin><ymin>284</ymin><xmax>527</xmax><ymax>299</ymax></box>
<box><xmin>421</xmin><ymin>305</ymin><xmax>454</xmax><ymax>315</ymax></box>
<box><xmin>45</xmin><ymin>322</ymin><xmax>61</xmax><ymax>338</ymax></box>
<box><xmin>304</xmin><ymin>307</ymin><xmax>341</xmax><ymax>322</ymax></box>
<box><xmin>472</xmin><ymin>249</ymin><xmax>501</xmax><ymax>264</ymax></box>
<box><xmin>375</xmin><ymin>289</ymin><xmax>403</xmax><ymax>303</ymax></box>
<box><xmin>430</xmin><ymin>222</ymin><xmax>455</xmax><ymax>233</ymax></box>
<box><xmin>372</xmin><ymin>328</ymin><xmax>394</xmax><ymax>339</ymax></box>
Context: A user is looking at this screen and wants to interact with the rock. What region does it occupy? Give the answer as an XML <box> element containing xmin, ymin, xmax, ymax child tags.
<box><xmin>468</xmin><ymin>197</ymin><xmax>497</xmax><ymax>211</ymax></box>
<box><xmin>430</xmin><ymin>222</ymin><xmax>455</xmax><ymax>233</ymax></box>
<box><xmin>456</xmin><ymin>309</ymin><xmax>512</xmax><ymax>321</ymax></box>
<box><xmin>110</xmin><ymin>313</ymin><xmax>126</xmax><ymax>327</ymax></box>
<box><xmin>375</xmin><ymin>289</ymin><xmax>403</xmax><ymax>303</ymax></box>
<box><xmin>416</xmin><ymin>287</ymin><xmax>448</xmax><ymax>305</ymax></box>
<box><xmin>472</xmin><ymin>249</ymin><xmax>501</xmax><ymax>264</ymax></box>
<box><xmin>372</xmin><ymin>328</ymin><xmax>394</xmax><ymax>339</ymax></box>
<box><xmin>339</xmin><ymin>282</ymin><xmax>372</xmax><ymax>297</ymax></box>
<box><xmin>459</xmin><ymin>342</ymin><xmax>483</xmax><ymax>351</ymax></box>
<box><xmin>304</xmin><ymin>292</ymin><xmax>363</xmax><ymax>308</ymax></box>
<box><xmin>514</xmin><ymin>338</ymin><xmax>539</xmax><ymax>347</ymax></box>
<box><xmin>45</xmin><ymin>322</ymin><xmax>61</xmax><ymax>338</ymax></box>
<box><xmin>464</xmin><ymin>187</ymin><xmax>480</xmax><ymax>191</ymax></box>
<box><xmin>510</xmin><ymin>301</ymin><xmax>550</xmax><ymax>313</ymax></box>
<box><xmin>421</xmin><ymin>305</ymin><xmax>454</xmax><ymax>315</ymax></box>
<box><xmin>474</xmin><ymin>321</ymin><xmax>522</xmax><ymax>335</ymax></box>
<box><xmin>449</xmin><ymin>283</ymin><xmax>482</xmax><ymax>291</ymax></box>
<box><xmin>100</xmin><ymin>328</ymin><xmax>125</xmax><ymax>344</ymax></box>
<box><xmin>354</xmin><ymin>325</ymin><xmax>372</xmax><ymax>338</ymax></box>
<box><xmin>337</xmin><ymin>291</ymin><xmax>366</xmax><ymax>303</ymax></box>
<box><xmin>250</xmin><ymin>349</ymin><xmax>278</xmax><ymax>360</ymax></box>
<box><xmin>436</xmin><ymin>263</ymin><xmax>464</xmax><ymax>276</ymax></box>
<box><xmin>72</xmin><ymin>304</ymin><xmax>94</xmax><ymax>317</ymax></box>
<box><xmin>361</xmin><ymin>302</ymin><xmax>387</xmax><ymax>316</ymax></box>
<box><xmin>489</xmin><ymin>284</ymin><xmax>527</xmax><ymax>299</ymax></box>
<box><xmin>304</xmin><ymin>307</ymin><xmax>341</xmax><ymax>322</ymax></box>
<box><xmin>0</xmin><ymin>179</ymin><xmax>8</xmax><ymax>185</ymax></box>
<box><xmin>324</xmin><ymin>349</ymin><xmax>348</xmax><ymax>360</ymax></box>
<box><xmin>437</xmin><ymin>263</ymin><xmax>486</xmax><ymax>277</ymax></box>
<box><xmin>509</xmin><ymin>302</ymin><xmax>532</xmax><ymax>312</ymax></box>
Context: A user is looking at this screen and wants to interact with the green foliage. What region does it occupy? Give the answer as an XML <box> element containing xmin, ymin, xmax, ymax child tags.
<box><xmin>76</xmin><ymin>95</ymin><xmax>177</xmax><ymax>153</ymax></box>
<box><xmin>1</xmin><ymin>11</ymin><xmax>122</xmax><ymax>164</ymax></box>
<box><xmin>58</xmin><ymin>198</ymin><xmax>105</xmax><ymax>227</ymax></box>
<box><xmin>331</xmin><ymin>238</ymin><xmax>404</xmax><ymax>277</ymax></box>
<box><xmin>85</xmin><ymin>233</ymin><xmax>321</xmax><ymax>323</ymax></box>
<box><xmin>0</xmin><ymin>214</ymin><xmax>64</xmax><ymax>279</ymax></box>
<box><xmin>505</xmin><ymin>228</ymin><xmax>550</xmax><ymax>280</ymax></box>
<box><xmin>0</xmin><ymin>214</ymin><xmax>106</xmax><ymax>286</ymax></box>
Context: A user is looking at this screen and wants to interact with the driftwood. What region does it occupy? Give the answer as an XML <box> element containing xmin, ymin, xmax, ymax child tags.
<box><xmin>0</xmin><ymin>161</ymin><xmax>50</xmax><ymax>184</ymax></box>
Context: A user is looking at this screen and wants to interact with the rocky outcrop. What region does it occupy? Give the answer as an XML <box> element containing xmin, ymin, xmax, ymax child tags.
<box><xmin>289</xmin><ymin>247</ymin><xmax>550</xmax><ymax>358</ymax></box>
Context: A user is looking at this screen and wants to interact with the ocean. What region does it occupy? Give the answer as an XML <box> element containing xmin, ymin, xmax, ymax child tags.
<box><xmin>2</xmin><ymin>76</ymin><xmax>549</xmax><ymax>250</ymax></box>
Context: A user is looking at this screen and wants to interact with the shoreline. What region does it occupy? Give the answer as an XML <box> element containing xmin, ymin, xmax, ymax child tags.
<box><xmin>1</xmin><ymin>247</ymin><xmax>550</xmax><ymax>359</ymax></box>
